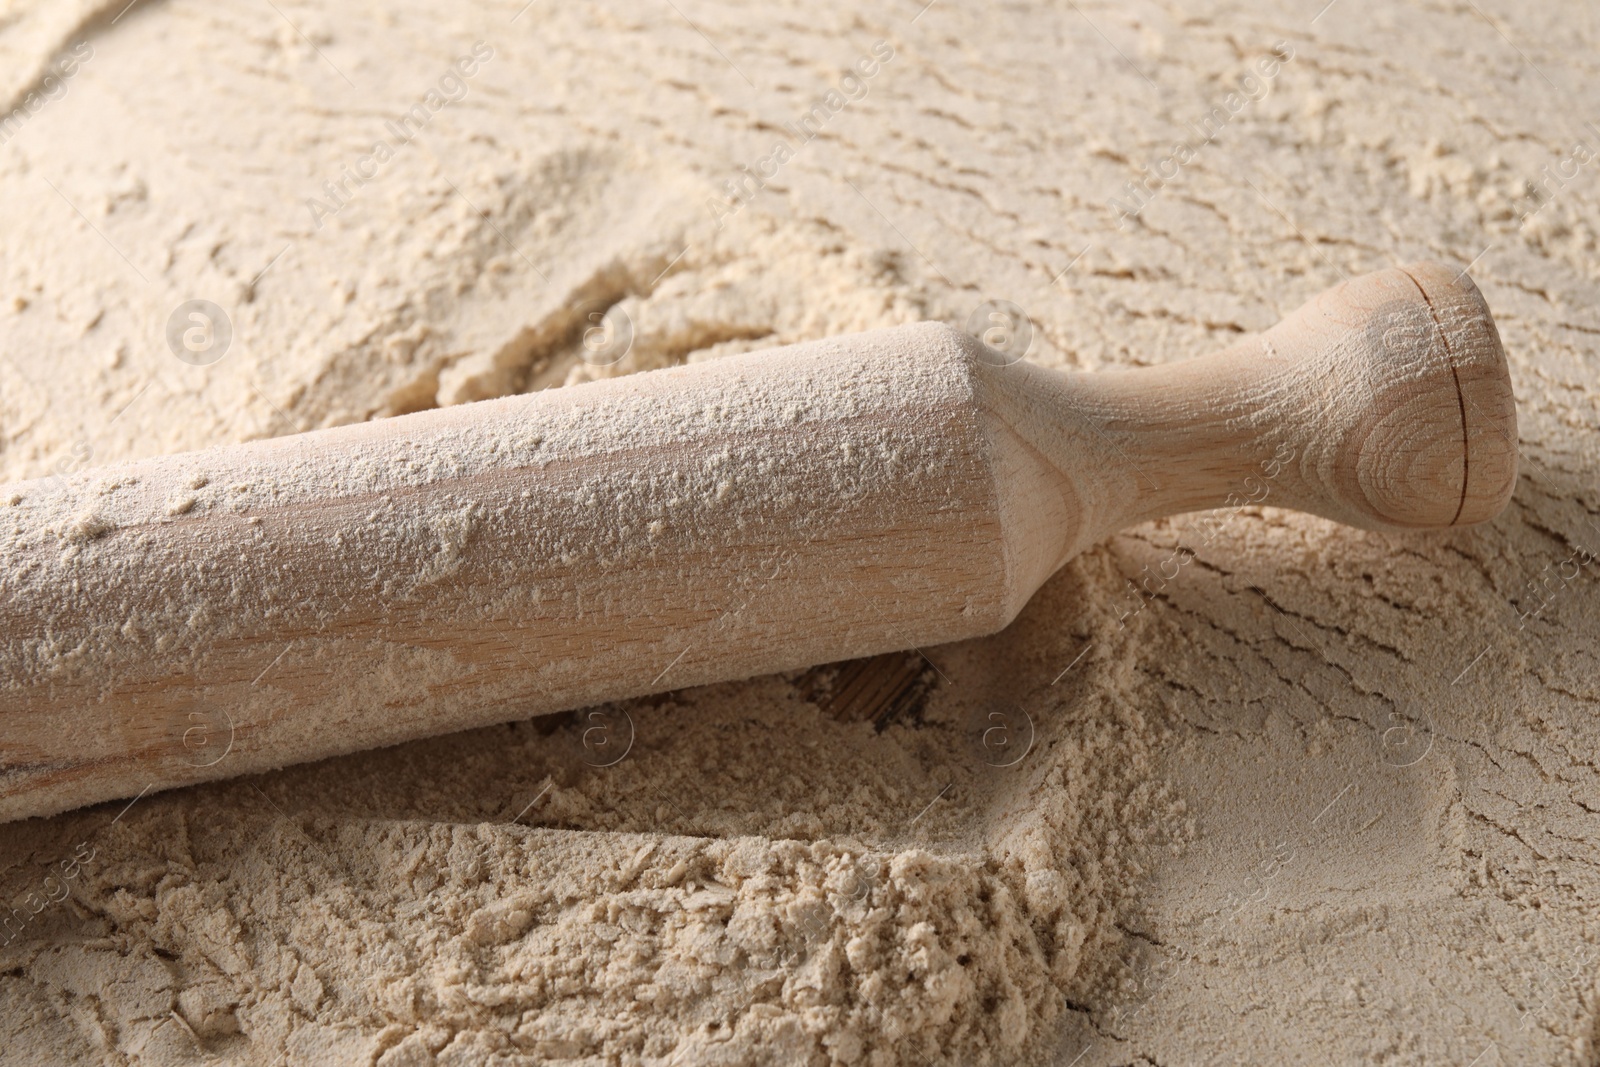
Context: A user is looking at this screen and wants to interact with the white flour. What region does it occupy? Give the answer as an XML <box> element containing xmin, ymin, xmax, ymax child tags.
<box><xmin>1</xmin><ymin>0</ymin><xmax>1598</xmax><ymax>1063</ymax></box>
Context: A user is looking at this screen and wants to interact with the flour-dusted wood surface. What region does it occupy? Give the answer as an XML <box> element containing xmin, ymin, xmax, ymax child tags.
<box><xmin>0</xmin><ymin>2</ymin><xmax>1596</xmax><ymax>1065</ymax></box>
<box><xmin>0</xmin><ymin>264</ymin><xmax>1514</xmax><ymax>821</ymax></box>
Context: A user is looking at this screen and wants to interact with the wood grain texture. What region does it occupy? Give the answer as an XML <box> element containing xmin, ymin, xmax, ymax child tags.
<box><xmin>0</xmin><ymin>262</ymin><xmax>1516</xmax><ymax>822</ymax></box>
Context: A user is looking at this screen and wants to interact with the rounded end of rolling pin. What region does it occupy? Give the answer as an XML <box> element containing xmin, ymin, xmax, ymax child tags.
<box><xmin>1307</xmin><ymin>261</ymin><xmax>1518</xmax><ymax>530</ymax></box>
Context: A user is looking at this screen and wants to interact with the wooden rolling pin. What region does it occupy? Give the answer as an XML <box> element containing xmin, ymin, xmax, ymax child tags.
<box><xmin>0</xmin><ymin>262</ymin><xmax>1517</xmax><ymax>821</ymax></box>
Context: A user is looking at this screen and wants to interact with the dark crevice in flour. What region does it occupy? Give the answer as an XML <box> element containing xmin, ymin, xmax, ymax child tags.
<box><xmin>795</xmin><ymin>650</ymin><xmax>938</xmax><ymax>731</ymax></box>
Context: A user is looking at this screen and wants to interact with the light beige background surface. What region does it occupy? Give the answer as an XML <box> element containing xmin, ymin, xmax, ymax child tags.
<box><xmin>1</xmin><ymin>0</ymin><xmax>1598</xmax><ymax>1063</ymax></box>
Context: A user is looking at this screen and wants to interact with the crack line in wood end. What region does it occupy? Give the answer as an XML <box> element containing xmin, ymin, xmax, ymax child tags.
<box><xmin>1398</xmin><ymin>266</ymin><xmax>1471</xmax><ymax>526</ymax></box>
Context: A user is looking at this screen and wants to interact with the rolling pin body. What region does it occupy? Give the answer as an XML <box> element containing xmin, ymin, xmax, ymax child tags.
<box><xmin>0</xmin><ymin>263</ymin><xmax>1516</xmax><ymax>820</ymax></box>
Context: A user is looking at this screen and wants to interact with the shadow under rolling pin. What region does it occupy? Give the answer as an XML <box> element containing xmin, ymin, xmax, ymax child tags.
<box><xmin>0</xmin><ymin>262</ymin><xmax>1517</xmax><ymax>821</ymax></box>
